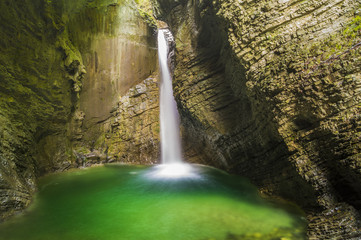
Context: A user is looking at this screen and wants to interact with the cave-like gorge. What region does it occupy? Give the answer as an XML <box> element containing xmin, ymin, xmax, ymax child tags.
<box><xmin>0</xmin><ymin>0</ymin><xmax>361</xmax><ymax>239</ymax></box>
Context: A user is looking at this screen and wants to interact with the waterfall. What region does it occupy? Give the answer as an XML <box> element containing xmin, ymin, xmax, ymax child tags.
<box><xmin>158</xmin><ymin>29</ymin><xmax>183</xmax><ymax>164</ymax></box>
<box><xmin>149</xmin><ymin>29</ymin><xmax>198</xmax><ymax>179</ymax></box>
<box><xmin>145</xmin><ymin>29</ymin><xmax>198</xmax><ymax>179</ymax></box>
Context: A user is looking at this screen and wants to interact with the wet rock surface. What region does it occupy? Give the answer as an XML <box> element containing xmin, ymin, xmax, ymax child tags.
<box><xmin>157</xmin><ymin>0</ymin><xmax>361</xmax><ymax>238</ymax></box>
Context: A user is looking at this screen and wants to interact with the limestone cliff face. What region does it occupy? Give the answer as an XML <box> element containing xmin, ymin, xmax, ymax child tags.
<box><xmin>58</xmin><ymin>0</ymin><xmax>160</xmax><ymax>166</ymax></box>
<box><xmin>157</xmin><ymin>0</ymin><xmax>361</xmax><ymax>238</ymax></box>
<box><xmin>0</xmin><ymin>0</ymin><xmax>159</xmax><ymax>220</ymax></box>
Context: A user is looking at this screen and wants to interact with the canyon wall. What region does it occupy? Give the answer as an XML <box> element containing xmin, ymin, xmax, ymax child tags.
<box><xmin>156</xmin><ymin>0</ymin><xmax>361</xmax><ymax>238</ymax></box>
<box><xmin>1</xmin><ymin>0</ymin><xmax>361</xmax><ymax>238</ymax></box>
<box><xmin>0</xmin><ymin>0</ymin><xmax>78</xmax><ymax>219</ymax></box>
<box><xmin>0</xmin><ymin>0</ymin><xmax>159</xmax><ymax>220</ymax></box>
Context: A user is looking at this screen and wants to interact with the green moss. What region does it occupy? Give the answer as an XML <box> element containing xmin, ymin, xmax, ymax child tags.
<box><xmin>299</xmin><ymin>14</ymin><xmax>361</xmax><ymax>76</ymax></box>
<box><xmin>135</xmin><ymin>0</ymin><xmax>157</xmax><ymax>28</ymax></box>
<box><xmin>343</xmin><ymin>16</ymin><xmax>361</xmax><ymax>38</ymax></box>
<box><xmin>86</xmin><ymin>0</ymin><xmax>122</xmax><ymax>8</ymax></box>
<box><xmin>138</xmin><ymin>8</ymin><xmax>157</xmax><ymax>28</ymax></box>
<box><xmin>56</xmin><ymin>29</ymin><xmax>83</xmax><ymax>67</ymax></box>
<box><xmin>94</xmin><ymin>132</ymin><xmax>107</xmax><ymax>149</ymax></box>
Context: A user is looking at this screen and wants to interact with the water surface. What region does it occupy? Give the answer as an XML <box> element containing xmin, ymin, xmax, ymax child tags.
<box><xmin>0</xmin><ymin>164</ymin><xmax>306</xmax><ymax>240</ymax></box>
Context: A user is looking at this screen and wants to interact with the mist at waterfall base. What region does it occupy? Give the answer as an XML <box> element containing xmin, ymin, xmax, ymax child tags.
<box><xmin>0</xmin><ymin>30</ymin><xmax>306</xmax><ymax>239</ymax></box>
<box><xmin>0</xmin><ymin>165</ymin><xmax>306</xmax><ymax>240</ymax></box>
<box><xmin>156</xmin><ymin>28</ymin><xmax>193</xmax><ymax>178</ymax></box>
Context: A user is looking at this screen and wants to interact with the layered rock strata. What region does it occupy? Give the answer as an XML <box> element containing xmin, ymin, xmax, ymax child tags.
<box><xmin>105</xmin><ymin>77</ymin><xmax>160</xmax><ymax>164</ymax></box>
<box><xmin>0</xmin><ymin>0</ymin><xmax>82</xmax><ymax>219</ymax></box>
<box><xmin>156</xmin><ymin>0</ymin><xmax>361</xmax><ymax>238</ymax></box>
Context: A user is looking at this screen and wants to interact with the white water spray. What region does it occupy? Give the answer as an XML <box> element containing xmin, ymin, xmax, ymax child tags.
<box><xmin>151</xmin><ymin>29</ymin><xmax>200</xmax><ymax>179</ymax></box>
<box><xmin>158</xmin><ymin>29</ymin><xmax>183</xmax><ymax>164</ymax></box>
<box><xmin>144</xmin><ymin>29</ymin><xmax>201</xmax><ymax>179</ymax></box>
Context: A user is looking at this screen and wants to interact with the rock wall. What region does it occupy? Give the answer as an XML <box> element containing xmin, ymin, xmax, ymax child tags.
<box><xmin>105</xmin><ymin>76</ymin><xmax>160</xmax><ymax>164</ymax></box>
<box><xmin>59</xmin><ymin>0</ymin><xmax>160</xmax><ymax>166</ymax></box>
<box><xmin>0</xmin><ymin>0</ymin><xmax>84</xmax><ymax>220</ymax></box>
<box><xmin>157</xmin><ymin>0</ymin><xmax>361</xmax><ymax>238</ymax></box>
<box><xmin>0</xmin><ymin>0</ymin><xmax>159</xmax><ymax>220</ymax></box>
<box><xmin>2</xmin><ymin>0</ymin><xmax>360</xmax><ymax>238</ymax></box>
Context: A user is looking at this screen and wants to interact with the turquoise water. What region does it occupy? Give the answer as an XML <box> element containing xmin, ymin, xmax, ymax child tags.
<box><xmin>0</xmin><ymin>164</ymin><xmax>306</xmax><ymax>240</ymax></box>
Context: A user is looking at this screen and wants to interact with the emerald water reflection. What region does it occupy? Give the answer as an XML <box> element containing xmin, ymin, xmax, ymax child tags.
<box><xmin>0</xmin><ymin>164</ymin><xmax>307</xmax><ymax>240</ymax></box>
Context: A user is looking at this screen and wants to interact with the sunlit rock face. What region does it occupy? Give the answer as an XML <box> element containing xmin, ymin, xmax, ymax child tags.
<box><xmin>33</xmin><ymin>0</ymin><xmax>160</xmax><ymax>170</ymax></box>
<box><xmin>65</xmin><ymin>0</ymin><xmax>160</xmax><ymax>165</ymax></box>
<box><xmin>156</xmin><ymin>0</ymin><xmax>361</xmax><ymax>238</ymax></box>
<box><xmin>35</xmin><ymin>0</ymin><xmax>161</xmax><ymax>166</ymax></box>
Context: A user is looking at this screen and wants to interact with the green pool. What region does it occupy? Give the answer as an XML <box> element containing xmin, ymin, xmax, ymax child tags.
<box><xmin>0</xmin><ymin>164</ymin><xmax>306</xmax><ymax>240</ymax></box>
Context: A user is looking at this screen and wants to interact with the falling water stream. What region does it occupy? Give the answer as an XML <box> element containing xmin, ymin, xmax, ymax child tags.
<box><xmin>0</xmin><ymin>29</ymin><xmax>307</xmax><ymax>240</ymax></box>
<box><xmin>158</xmin><ymin>29</ymin><xmax>182</xmax><ymax>164</ymax></box>
<box><xmin>153</xmin><ymin>29</ymin><xmax>193</xmax><ymax>178</ymax></box>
